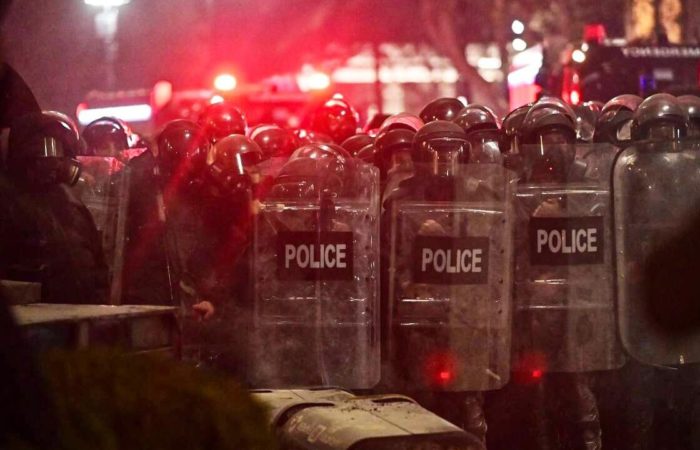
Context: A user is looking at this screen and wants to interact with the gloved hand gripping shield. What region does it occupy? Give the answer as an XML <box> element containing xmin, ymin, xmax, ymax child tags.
<box><xmin>512</xmin><ymin>143</ymin><xmax>624</xmax><ymax>373</ymax></box>
<box><xmin>613</xmin><ymin>139</ymin><xmax>700</xmax><ymax>366</ymax></box>
<box><xmin>71</xmin><ymin>156</ymin><xmax>131</xmax><ymax>305</ymax></box>
<box><xmin>385</xmin><ymin>163</ymin><xmax>516</xmax><ymax>391</ymax></box>
<box><xmin>250</xmin><ymin>151</ymin><xmax>380</xmax><ymax>389</ymax></box>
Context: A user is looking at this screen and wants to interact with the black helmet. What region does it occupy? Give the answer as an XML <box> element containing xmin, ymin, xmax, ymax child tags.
<box><xmin>379</xmin><ymin>112</ymin><xmax>425</xmax><ymax>132</ymax></box>
<box><xmin>7</xmin><ymin>111</ymin><xmax>82</xmax><ymax>187</ymax></box>
<box><xmin>205</xmin><ymin>134</ymin><xmax>263</xmax><ymax>195</ymax></box>
<box><xmin>156</xmin><ymin>120</ymin><xmax>210</xmax><ymax>185</ymax></box>
<box><xmin>294</xmin><ymin>128</ymin><xmax>335</xmax><ymax>145</ymax></box>
<box><xmin>520</xmin><ymin>101</ymin><xmax>577</xmax><ymax>183</ymax></box>
<box><xmin>631</xmin><ymin>93</ymin><xmax>688</xmax><ymax>141</ymax></box>
<box><xmin>453</xmin><ymin>105</ymin><xmax>503</xmax><ymax>163</ymax></box>
<box><xmin>341</xmin><ymin>133</ymin><xmax>375</xmax><ymax>163</ymax></box>
<box><xmin>419</xmin><ymin>97</ymin><xmax>465</xmax><ymax>123</ymax></box>
<box><xmin>454</xmin><ymin>105</ymin><xmax>500</xmax><ymax>133</ymax></box>
<box><xmin>678</xmin><ymin>95</ymin><xmax>700</xmax><ymax>137</ymax></box>
<box><xmin>198</xmin><ymin>102</ymin><xmax>247</xmax><ymax>144</ymax></box>
<box><xmin>593</xmin><ymin>94</ymin><xmax>642</xmax><ymax>145</ymax></box>
<box><xmin>271</xmin><ymin>143</ymin><xmax>351</xmax><ymax>199</ymax></box>
<box><xmin>363</xmin><ymin>113</ymin><xmax>391</xmax><ymax>134</ymax></box>
<box><xmin>502</xmin><ymin>103</ymin><xmax>532</xmax><ymax>153</ymax></box>
<box><xmin>521</xmin><ymin>98</ymin><xmax>577</xmax><ymax>145</ymax></box>
<box><xmin>309</xmin><ymin>97</ymin><xmax>360</xmax><ymax>144</ymax></box>
<box><xmin>572</xmin><ymin>103</ymin><xmax>600</xmax><ymax>143</ymax></box>
<box><xmin>413</xmin><ymin>120</ymin><xmax>468</xmax><ymax>176</ymax></box>
<box><xmin>290</xmin><ymin>142</ymin><xmax>352</xmax><ymax>161</ymax></box>
<box><xmin>248</xmin><ymin>124</ymin><xmax>300</xmax><ymax>160</ymax></box>
<box><xmin>80</xmin><ymin>116</ymin><xmax>131</xmax><ymax>156</ymax></box>
<box><xmin>374</xmin><ymin>128</ymin><xmax>415</xmax><ymax>181</ymax></box>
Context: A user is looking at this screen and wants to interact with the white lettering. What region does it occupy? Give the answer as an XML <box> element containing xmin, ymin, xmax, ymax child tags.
<box><xmin>285</xmin><ymin>245</ymin><xmax>296</xmax><ymax>269</ymax></box>
<box><xmin>434</xmin><ymin>249</ymin><xmax>447</xmax><ymax>273</ymax></box>
<box><xmin>325</xmin><ymin>245</ymin><xmax>336</xmax><ymax>268</ymax></box>
<box><xmin>549</xmin><ymin>231</ymin><xmax>562</xmax><ymax>253</ymax></box>
<box><xmin>587</xmin><ymin>228</ymin><xmax>597</xmax><ymax>252</ymax></box>
<box><xmin>537</xmin><ymin>230</ymin><xmax>548</xmax><ymax>254</ymax></box>
<box><xmin>422</xmin><ymin>248</ymin><xmax>433</xmax><ymax>272</ymax></box>
<box><xmin>461</xmin><ymin>249</ymin><xmax>471</xmax><ymax>272</ymax></box>
<box><xmin>472</xmin><ymin>249</ymin><xmax>482</xmax><ymax>273</ymax></box>
<box><xmin>297</xmin><ymin>245</ymin><xmax>309</xmax><ymax>268</ymax></box>
<box><xmin>576</xmin><ymin>229</ymin><xmax>587</xmax><ymax>252</ymax></box>
<box><xmin>336</xmin><ymin>244</ymin><xmax>347</xmax><ymax>269</ymax></box>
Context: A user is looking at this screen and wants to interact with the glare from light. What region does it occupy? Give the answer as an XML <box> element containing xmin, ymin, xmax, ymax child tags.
<box><xmin>477</xmin><ymin>57</ymin><xmax>502</xmax><ymax>70</ymax></box>
<box><xmin>297</xmin><ymin>67</ymin><xmax>331</xmax><ymax>92</ymax></box>
<box><xmin>511</xmin><ymin>20</ymin><xmax>525</xmax><ymax>35</ymax></box>
<box><xmin>572</xmin><ymin>49</ymin><xmax>587</xmax><ymax>63</ymax></box>
<box><xmin>214</xmin><ymin>73</ymin><xmax>237</xmax><ymax>92</ymax></box>
<box><xmin>570</xmin><ymin>89</ymin><xmax>581</xmax><ymax>105</ymax></box>
<box><xmin>77</xmin><ymin>104</ymin><xmax>151</xmax><ymax>125</ymax></box>
<box><xmin>210</xmin><ymin>95</ymin><xmax>224</xmax><ymax>104</ymax></box>
<box><xmin>512</xmin><ymin>38</ymin><xmax>527</xmax><ymax>52</ymax></box>
<box><xmin>84</xmin><ymin>0</ymin><xmax>130</xmax><ymax>7</ymax></box>
<box><xmin>581</xmin><ymin>42</ymin><xmax>590</xmax><ymax>52</ymax></box>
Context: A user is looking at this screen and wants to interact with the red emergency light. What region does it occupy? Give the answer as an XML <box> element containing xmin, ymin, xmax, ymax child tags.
<box><xmin>562</xmin><ymin>67</ymin><xmax>582</xmax><ymax>106</ymax></box>
<box><xmin>583</xmin><ymin>24</ymin><xmax>606</xmax><ymax>45</ymax></box>
<box><xmin>214</xmin><ymin>73</ymin><xmax>237</xmax><ymax>92</ymax></box>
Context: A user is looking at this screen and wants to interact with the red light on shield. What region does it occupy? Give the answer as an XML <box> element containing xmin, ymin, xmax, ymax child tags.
<box><xmin>425</xmin><ymin>352</ymin><xmax>457</xmax><ymax>388</ymax></box>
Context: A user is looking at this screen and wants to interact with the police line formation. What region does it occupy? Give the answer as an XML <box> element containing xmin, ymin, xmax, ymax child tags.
<box><xmin>3</xmin><ymin>93</ymin><xmax>700</xmax><ymax>449</ymax></box>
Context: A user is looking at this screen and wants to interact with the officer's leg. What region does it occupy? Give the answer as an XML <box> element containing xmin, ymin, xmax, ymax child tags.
<box><xmin>547</xmin><ymin>372</ymin><xmax>601</xmax><ymax>450</ymax></box>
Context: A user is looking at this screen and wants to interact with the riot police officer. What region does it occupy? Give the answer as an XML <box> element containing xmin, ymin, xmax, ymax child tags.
<box><xmin>341</xmin><ymin>133</ymin><xmax>375</xmax><ymax>164</ymax></box>
<box><xmin>373</xmin><ymin>127</ymin><xmax>415</xmax><ymax>199</ymax></box>
<box><xmin>0</xmin><ymin>111</ymin><xmax>107</xmax><ymax>304</ymax></box>
<box><xmin>453</xmin><ymin>104</ymin><xmax>503</xmax><ymax>164</ymax></box>
<box><xmin>309</xmin><ymin>97</ymin><xmax>360</xmax><ymax>144</ymax></box>
<box><xmin>249</xmin><ymin>142</ymin><xmax>380</xmax><ymax>389</ymax></box>
<box><xmin>381</xmin><ymin>120</ymin><xmax>514</xmax><ymax>443</ymax></box>
<box><xmin>248</xmin><ymin>124</ymin><xmax>299</xmax><ymax>161</ymax></box>
<box><xmin>294</xmin><ymin>128</ymin><xmax>335</xmax><ymax>146</ymax></box>
<box><xmin>507</xmin><ymin>99</ymin><xmax>611</xmax><ymax>450</ymax></box>
<box><xmin>80</xmin><ymin>116</ymin><xmax>132</xmax><ymax>157</ymax></box>
<box><xmin>156</xmin><ymin>120</ymin><xmax>211</xmax><ymax>315</ymax></box>
<box><xmin>678</xmin><ymin>95</ymin><xmax>700</xmax><ymax>138</ymax></box>
<box><xmin>615</xmin><ymin>93</ymin><xmax>700</xmax><ymax>450</ymax></box>
<box><xmin>198</xmin><ymin>102</ymin><xmax>247</xmax><ymax>144</ymax></box>
<box><xmin>248</xmin><ymin>124</ymin><xmax>300</xmax><ymax>196</ymax></box>
<box><xmin>592</xmin><ymin>95</ymin><xmax>642</xmax><ymax>147</ymax></box>
<box><xmin>419</xmin><ymin>97</ymin><xmax>465</xmax><ymax>123</ymax></box>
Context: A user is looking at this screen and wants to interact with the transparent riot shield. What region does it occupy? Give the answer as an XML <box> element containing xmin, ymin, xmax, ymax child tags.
<box><xmin>385</xmin><ymin>164</ymin><xmax>515</xmax><ymax>392</ymax></box>
<box><xmin>513</xmin><ymin>143</ymin><xmax>624</xmax><ymax>373</ymax></box>
<box><xmin>250</xmin><ymin>163</ymin><xmax>380</xmax><ymax>389</ymax></box>
<box><xmin>613</xmin><ymin>140</ymin><xmax>700</xmax><ymax>366</ymax></box>
<box><xmin>72</xmin><ymin>156</ymin><xmax>130</xmax><ymax>305</ymax></box>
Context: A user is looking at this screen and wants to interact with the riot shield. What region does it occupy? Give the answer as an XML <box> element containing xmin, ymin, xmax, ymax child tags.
<box><xmin>250</xmin><ymin>163</ymin><xmax>381</xmax><ymax>389</ymax></box>
<box><xmin>512</xmin><ymin>143</ymin><xmax>624</xmax><ymax>373</ymax></box>
<box><xmin>613</xmin><ymin>140</ymin><xmax>700</xmax><ymax>366</ymax></box>
<box><xmin>72</xmin><ymin>156</ymin><xmax>130</xmax><ymax>305</ymax></box>
<box><xmin>385</xmin><ymin>164</ymin><xmax>516</xmax><ymax>392</ymax></box>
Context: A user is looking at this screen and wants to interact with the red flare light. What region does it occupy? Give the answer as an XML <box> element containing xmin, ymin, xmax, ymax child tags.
<box><xmin>214</xmin><ymin>73</ymin><xmax>237</xmax><ymax>92</ymax></box>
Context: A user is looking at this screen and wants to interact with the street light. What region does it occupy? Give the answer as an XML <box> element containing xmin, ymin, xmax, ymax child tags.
<box><xmin>511</xmin><ymin>19</ymin><xmax>525</xmax><ymax>35</ymax></box>
<box><xmin>84</xmin><ymin>0</ymin><xmax>130</xmax><ymax>89</ymax></box>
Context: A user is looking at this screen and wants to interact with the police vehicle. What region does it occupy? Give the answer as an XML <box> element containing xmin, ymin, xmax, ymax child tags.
<box><xmin>557</xmin><ymin>25</ymin><xmax>700</xmax><ymax>104</ymax></box>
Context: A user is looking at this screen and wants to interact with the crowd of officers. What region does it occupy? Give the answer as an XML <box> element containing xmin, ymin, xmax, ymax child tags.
<box><xmin>1</xmin><ymin>91</ymin><xmax>700</xmax><ymax>450</ymax></box>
